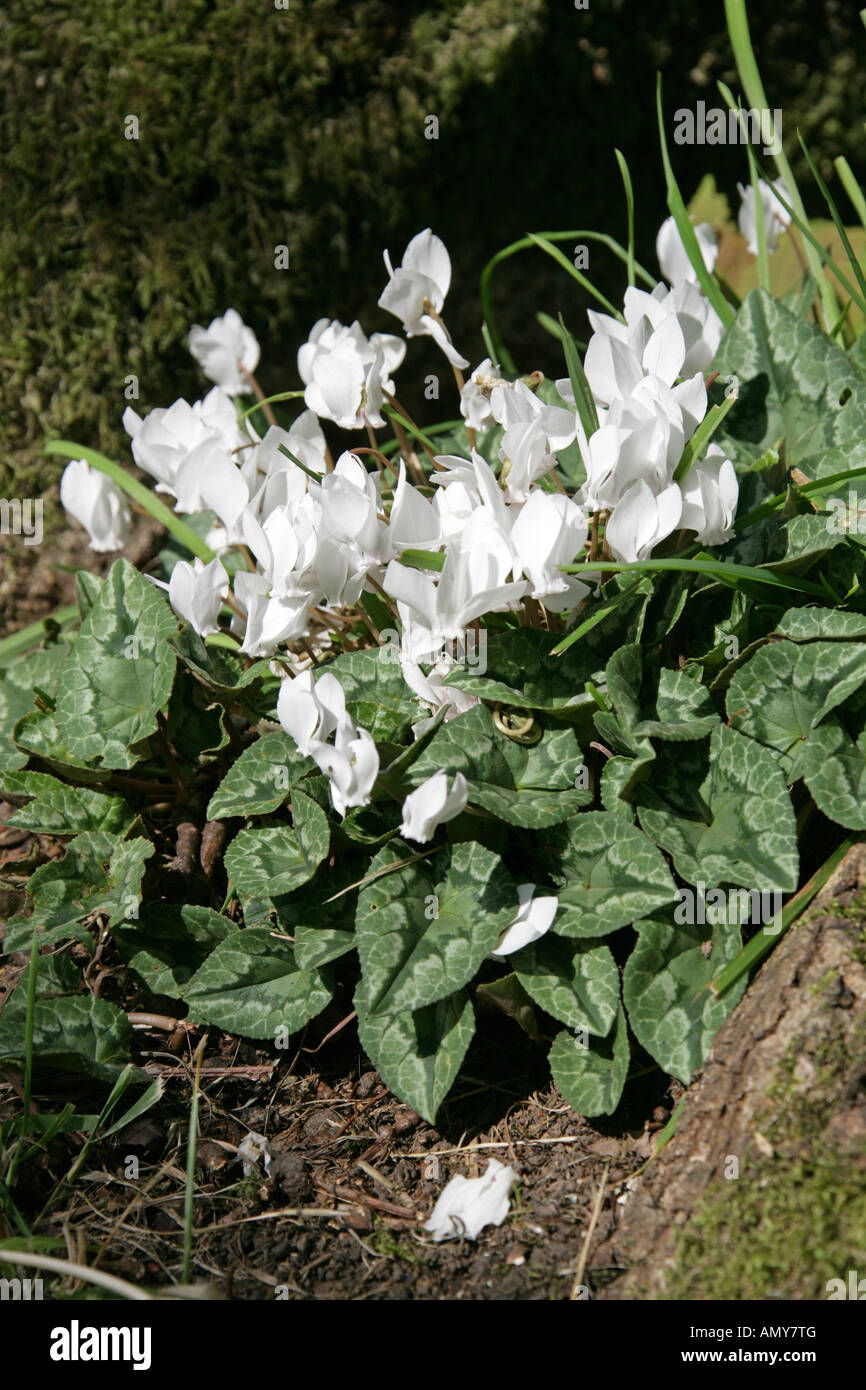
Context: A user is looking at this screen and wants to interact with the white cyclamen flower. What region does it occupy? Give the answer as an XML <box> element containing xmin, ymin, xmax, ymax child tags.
<box><xmin>499</xmin><ymin>419</ymin><xmax>556</xmax><ymax>503</ymax></box>
<box><xmin>298</xmin><ymin>318</ymin><xmax>405</xmax><ymax>391</ymax></box>
<box><xmin>490</xmin><ymin>376</ymin><xmax>577</xmax><ymax>453</ymax></box>
<box><xmin>60</xmin><ymin>459</ymin><xmax>131</xmax><ymax>552</ymax></box>
<box><xmin>580</xmin><ymin>376</ymin><xmax>694</xmax><ymax>514</ymax></box>
<box><xmin>379</xmin><ymin>228</ymin><xmax>469</xmax><ymax>369</ymax></box>
<box><xmin>400</xmin><ymin>771</ymin><xmax>469</xmax><ymax>843</ymax></box>
<box><xmin>188</xmin><ymin>308</ymin><xmax>260</xmax><ymax>395</ymax></box>
<box><xmin>384</xmin><ymin>529</ymin><xmax>526</xmax><ymax>657</ymax></box>
<box><xmin>277</xmin><ymin>669</ymin><xmax>348</xmax><ymax>756</ymax></box>
<box><xmin>656</xmin><ymin>215</ymin><xmax>718</xmax><ymax>287</ymax></box>
<box><xmin>459</xmin><ymin>357</ymin><xmax>499</xmax><ymax>432</ymax></box>
<box><xmin>493</xmin><ymin>883</ymin><xmax>559</xmax><ymax>956</ymax></box>
<box><xmin>585</xmin><ymin>309</ymin><xmax>686</xmax><ymax>405</ymax></box>
<box><xmin>298</xmin><ymin>319</ymin><xmax>405</xmax><ymax>430</ymax></box>
<box><xmin>253</xmin><ymin>417</ymin><xmax>326</xmax><ymax>509</ymax></box>
<box><xmin>276</xmin><ymin>669</ymin><xmax>379</xmax><ymax>817</ymax></box>
<box><xmin>233</xmin><ymin>572</ymin><xmax>310</xmax><ymax>657</ymax></box>
<box><xmin>510</xmin><ymin>490</ymin><xmax>590</xmax><ymax>612</ymax></box>
<box><xmin>388</xmin><ymin>460</ymin><xmax>441</xmax><ymax>551</ymax></box>
<box><xmin>122</xmin><ymin>387</ymin><xmax>242</xmax><ymax>499</ymax></box>
<box><xmin>311</xmin><ymin>721</ymin><xmax>380</xmax><ymax>819</ymax></box>
<box><xmin>581</xmin><ymin>280</ymin><xmax>722</xmax><ymax>390</ymax></box>
<box><xmin>424</xmin><ymin>1159</ymin><xmax>518</xmax><ymax>1242</ymax></box>
<box><xmin>737</xmin><ymin>177</ymin><xmax>792</xmax><ymax>255</ymax></box>
<box><xmin>666</xmin><ymin>281</ymin><xmax>724</xmax><ymax>375</ymax></box>
<box><xmin>168</xmin><ymin>556</ymin><xmax>229</xmax><ymax>638</ymax></box>
<box><xmin>679</xmin><ymin>443</ymin><xmax>738</xmax><ymax>546</ymax></box>
<box><xmin>605</xmin><ymin>478</ymin><xmax>683</xmax><ymax>563</ymax></box>
<box><xmin>400</xmin><ymin>652</ymin><xmax>479</xmax><ymax>738</ymax></box>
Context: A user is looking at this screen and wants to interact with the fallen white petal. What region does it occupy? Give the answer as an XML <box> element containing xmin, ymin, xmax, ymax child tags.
<box><xmin>424</xmin><ymin>1158</ymin><xmax>518</xmax><ymax>1242</ymax></box>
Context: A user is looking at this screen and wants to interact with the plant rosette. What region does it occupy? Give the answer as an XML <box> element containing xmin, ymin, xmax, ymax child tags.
<box><xmin>6</xmin><ymin>62</ymin><xmax>866</xmax><ymax>1124</ymax></box>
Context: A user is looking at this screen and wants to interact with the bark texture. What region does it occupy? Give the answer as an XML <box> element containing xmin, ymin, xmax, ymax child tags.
<box><xmin>604</xmin><ymin>844</ymin><xmax>866</xmax><ymax>1299</ymax></box>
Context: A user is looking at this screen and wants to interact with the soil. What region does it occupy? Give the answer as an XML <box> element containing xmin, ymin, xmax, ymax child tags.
<box><xmin>0</xmin><ymin>804</ymin><xmax>672</xmax><ymax>1301</ymax></box>
<box><xmin>0</xmin><ymin>519</ymin><xmax>164</xmax><ymax>638</ymax></box>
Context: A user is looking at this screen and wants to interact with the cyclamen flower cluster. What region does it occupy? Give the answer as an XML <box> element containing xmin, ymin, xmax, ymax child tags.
<box><xmin>60</xmin><ymin>209</ymin><xmax>756</xmax><ymax>829</ymax></box>
<box><xmin>577</xmin><ymin>272</ymin><xmax>735</xmax><ymax>558</ymax></box>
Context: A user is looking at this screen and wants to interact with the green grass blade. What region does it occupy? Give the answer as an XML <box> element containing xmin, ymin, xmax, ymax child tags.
<box><xmin>237</xmin><ymin>389</ymin><xmax>305</xmax><ymax>422</ymax></box>
<box><xmin>551</xmin><ymin>576</ymin><xmax>647</xmax><ymax>656</ymax></box>
<box><xmin>789</xmin><ymin>271</ymin><xmax>820</xmax><ymax>318</ymax></box>
<box><xmin>736</xmin><ymin>463</ymin><xmax>866</xmax><ymax>529</ymax></box>
<box><xmin>717</xmin><ymin>81</ymin><xmax>769</xmax><ymax>290</ymax></box>
<box><xmin>400</xmin><ymin>548</ymin><xmax>445</xmax><ymax>572</ymax></box>
<box><xmin>183</xmin><ymin>1046</ymin><xmax>205</xmax><ymax>1285</ymax></box>
<box><xmin>746</xmin><ymin>151</ymin><xmax>866</xmax><ymax>317</ymax></box>
<box><xmin>380</xmin><ymin>419</ymin><xmax>464</xmax><ymax>457</ymax></box>
<box><xmin>710</xmin><ymin>835</ymin><xmax>856</xmax><ymax>997</ymax></box>
<box><xmin>558</xmin><ymin>313</ymin><xmax>599</xmax><ymax>440</ymax></box>
<box><xmin>44</xmin><ymin>439</ymin><xmax>216</xmax><ymax>563</ymax></box>
<box><xmin>656</xmin><ymin>75</ymin><xmax>734</xmax><ymax>327</ymax></box>
<box><xmin>65</xmin><ymin>1067</ymin><xmax>135</xmax><ymax>1184</ymax></box>
<box><xmin>835</xmin><ymin>156</ymin><xmax>866</xmax><ymax>232</ymax></box>
<box><xmin>481</xmin><ymin>320</ymin><xmax>499</xmax><ymax>363</ymax></box>
<box><xmin>204</xmin><ymin>630</ymin><xmax>242</xmax><ymax>650</ymax></box>
<box><xmin>798</xmin><ymin>133</ymin><xmax>866</xmax><ymax>310</ymax></box>
<box><xmin>560</xmin><ymin>556</ymin><xmax>826</xmax><ymax>596</ymax></box>
<box><xmin>748</xmin><ymin>140</ymin><xmax>771</xmax><ymax>291</ymax></box>
<box><xmin>99</xmin><ymin>1078</ymin><xmax>165</xmax><ymax>1141</ymax></box>
<box><xmin>277</xmin><ymin>443</ymin><xmax>325</xmax><ymax>483</ymax></box>
<box><xmin>724</xmin><ymin>0</ymin><xmax>839</xmax><ymax>331</ymax></box>
<box><xmin>615</xmin><ymin>149</ymin><xmax>636</xmax><ymax>287</ymax></box>
<box><xmin>673</xmin><ymin>389</ymin><xmax>740</xmax><ymax>483</ymax></box>
<box><xmin>652</xmin><ymin>1097</ymin><xmax>686</xmax><ymax>1159</ymax></box>
<box><xmin>829</xmin><ymin>298</ymin><xmax>855</xmax><ymax>344</ymax></box>
<box><xmin>537</xmin><ymin>312</ymin><xmax>587</xmax><ymax>351</ymax></box>
<box><xmin>527</xmin><ymin>234</ymin><xmax>623</xmax><ymax>319</ymax></box>
<box><xmin>382</xmin><ymin>406</ymin><xmax>439</xmax><ymax>458</ymax></box>
<box><xmin>480</xmin><ymin>230</ymin><xmax>656</xmax><ymax>373</ymax></box>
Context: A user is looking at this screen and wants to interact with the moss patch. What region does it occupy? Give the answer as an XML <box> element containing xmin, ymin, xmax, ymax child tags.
<box><xmin>663</xmin><ymin>1147</ymin><xmax>866</xmax><ymax>1300</ymax></box>
<box><xmin>662</xmin><ymin>937</ymin><xmax>866</xmax><ymax>1301</ymax></box>
<box><xmin>2</xmin><ymin>0</ymin><xmax>864</xmax><ymax>565</ymax></box>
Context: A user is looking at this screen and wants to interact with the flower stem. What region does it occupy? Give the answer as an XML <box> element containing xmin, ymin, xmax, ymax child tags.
<box><xmin>241</xmin><ymin>368</ymin><xmax>278</xmax><ymax>428</ymax></box>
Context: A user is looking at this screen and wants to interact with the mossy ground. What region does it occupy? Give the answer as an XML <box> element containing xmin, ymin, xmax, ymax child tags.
<box><xmin>2</xmin><ymin>0</ymin><xmax>863</xmax><ymax>561</ymax></box>
<box><xmin>664</xmin><ymin>1108</ymin><xmax>866</xmax><ymax>1300</ymax></box>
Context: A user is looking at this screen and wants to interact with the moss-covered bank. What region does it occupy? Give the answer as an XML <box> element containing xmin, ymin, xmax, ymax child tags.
<box><xmin>1</xmin><ymin>0</ymin><xmax>863</xmax><ymax>544</ymax></box>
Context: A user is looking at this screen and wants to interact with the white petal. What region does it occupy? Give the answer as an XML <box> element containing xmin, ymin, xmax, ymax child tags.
<box><xmin>424</xmin><ymin>1159</ymin><xmax>517</xmax><ymax>1242</ymax></box>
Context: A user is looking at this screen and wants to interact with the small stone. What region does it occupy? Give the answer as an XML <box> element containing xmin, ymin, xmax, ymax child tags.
<box><xmin>533</xmin><ymin>1200</ymin><xmax>558</xmax><ymax>1221</ymax></box>
<box><xmin>340</xmin><ymin>1206</ymin><xmax>372</xmax><ymax>1233</ymax></box>
<box><xmin>269</xmin><ymin>1151</ymin><xmax>311</xmax><ymax>1204</ymax></box>
<box><xmin>589</xmin><ymin>1137</ymin><xmax>621</xmax><ymax>1157</ymax></box>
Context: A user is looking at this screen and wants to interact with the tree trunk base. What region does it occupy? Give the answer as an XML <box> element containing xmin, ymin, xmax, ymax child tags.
<box><xmin>602</xmin><ymin>844</ymin><xmax>866</xmax><ymax>1301</ymax></box>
